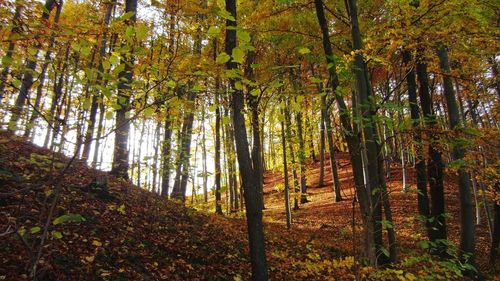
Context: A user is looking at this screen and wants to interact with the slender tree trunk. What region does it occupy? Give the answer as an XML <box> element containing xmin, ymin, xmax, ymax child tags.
<box><xmin>306</xmin><ymin>109</ymin><xmax>317</xmax><ymax>162</ymax></box>
<box><xmin>318</xmin><ymin>94</ymin><xmax>326</xmax><ymax>187</ymax></box>
<box><xmin>281</xmin><ymin>107</ymin><xmax>292</xmax><ymax>229</ymax></box>
<box><xmin>284</xmin><ymin>102</ymin><xmax>299</xmax><ymax>210</ymax></box>
<box><xmin>403</xmin><ymin>51</ymin><xmax>430</xmax><ymax>221</ymax></box>
<box><xmin>225</xmin><ymin>0</ymin><xmax>268</xmax><ymax>278</ymax></box>
<box><xmin>213</xmin><ymin>95</ymin><xmax>222</xmax><ymax>213</ymax></box>
<box><xmin>160</xmin><ymin>113</ymin><xmax>173</xmax><ymax>197</ymax></box>
<box><xmin>314</xmin><ymin>0</ymin><xmax>375</xmax><ymax>264</ymax></box>
<box><xmin>82</xmin><ymin>0</ymin><xmax>115</xmax><ymax>162</ymax></box>
<box><xmin>91</xmin><ymin>95</ymin><xmax>106</xmax><ymax>168</ymax></box>
<box><xmin>111</xmin><ymin>0</ymin><xmax>137</xmax><ymax>179</ymax></box>
<box><xmin>490</xmin><ymin>202</ymin><xmax>500</xmax><ymax>267</ymax></box>
<box><xmin>9</xmin><ymin>0</ymin><xmax>58</xmax><ymax>130</ymax></box>
<box><xmin>416</xmin><ymin>49</ymin><xmax>447</xmax><ymax>251</ymax></box>
<box><xmin>171</xmin><ymin>92</ymin><xmax>196</xmax><ymax>201</ymax></box>
<box><xmin>0</xmin><ymin>4</ymin><xmax>22</xmax><ymax>105</ymax></box>
<box><xmin>324</xmin><ymin>99</ymin><xmax>342</xmax><ymax>202</ymax></box>
<box><xmin>226</xmin><ymin>110</ymin><xmax>239</xmax><ymax>211</ymax></box>
<box><xmin>437</xmin><ymin>45</ymin><xmax>475</xmax><ymax>268</ymax></box>
<box><xmin>296</xmin><ymin>108</ymin><xmax>308</xmax><ymax>203</ymax></box>
<box><xmin>346</xmin><ymin>0</ymin><xmax>389</xmax><ymax>265</ymax></box>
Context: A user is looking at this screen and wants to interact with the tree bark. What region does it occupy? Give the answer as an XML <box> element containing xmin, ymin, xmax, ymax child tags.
<box><xmin>111</xmin><ymin>0</ymin><xmax>137</xmax><ymax>180</ymax></box>
<box><xmin>82</xmin><ymin>0</ymin><xmax>115</xmax><ymax>162</ymax></box>
<box><xmin>0</xmin><ymin>3</ymin><xmax>22</xmax><ymax>105</ymax></box>
<box><xmin>9</xmin><ymin>0</ymin><xmax>58</xmax><ymax>130</ymax></box>
<box><xmin>314</xmin><ymin>0</ymin><xmax>375</xmax><ymax>265</ymax></box>
<box><xmin>403</xmin><ymin>51</ymin><xmax>430</xmax><ymax>221</ymax></box>
<box><xmin>437</xmin><ymin>45</ymin><xmax>475</xmax><ymax>267</ymax></box>
<box><xmin>416</xmin><ymin>49</ymin><xmax>448</xmax><ymax>252</ymax></box>
<box><xmin>346</xmin><ymin>0</ymin><xmax>390</xmax><ymax>265</ymax></box>
<box><xmin>281</xmin><ymin>107</ymin><xmax>292</xmax><ymax>229</ymax></box>
<box><xmin>225</xmin><ymin>0</ymin><xmax>268</xmax><ymax>279</ymax></box>
<box><xmin>324</xmin><ymin>98</ymin><xmax>342</xmax><ymax>202</ymax></box>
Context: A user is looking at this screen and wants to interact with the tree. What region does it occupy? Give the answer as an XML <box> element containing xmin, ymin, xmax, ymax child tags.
<box><xmin>224</xmin><ymin>0</ymin><xmax>268</xmax><ymax>279</ymax></box>
<box><xmin>111</xmin><ymin>0</ymin><xmax>138</xmax><ymax>180</ymax></box>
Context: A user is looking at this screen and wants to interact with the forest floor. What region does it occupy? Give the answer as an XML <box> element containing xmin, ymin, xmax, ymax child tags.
<box><xmin>0</xmin><ymin>131</ymin><xmax>497</xmax><ymax>280</ymax></box>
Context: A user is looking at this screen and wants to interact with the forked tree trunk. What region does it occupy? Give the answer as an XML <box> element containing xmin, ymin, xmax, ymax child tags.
<box><xmin>314</xmin><ymin>0</ymin><xmax>375</xmax><ymax>264</ymax></box>
<box><xmin>225</xmin><ymin>0</ymin><xmax>268</xmax><ymax>279</ymax></box>
<box><xmin>416</xmin><ymin>49</ymin><xmax>448</xmax><ymax>253</ymax></box>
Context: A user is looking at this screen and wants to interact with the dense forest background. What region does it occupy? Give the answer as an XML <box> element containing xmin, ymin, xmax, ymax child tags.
<box><xmin>0</xmin><ymin>0</ymin><xmax>498</xmax><ymax>280</ymax></box>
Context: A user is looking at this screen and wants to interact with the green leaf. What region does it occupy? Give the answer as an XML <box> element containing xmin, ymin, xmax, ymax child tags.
<box><xmin>217</xmin><ymin>9</ymin><xmax>235</xmax><ymax>21</ymax></box>
<box><xmin>82</xmin><ymin>98</ymin><xmax>92</xmax><ymax>111</ymax></box>
<box><xmin>12</xmin><ymin>78</ymin><xmax>21</xmax><ymax>89</ymax></box>
<box><xmin>448</xmin><ymin>159</ymin><xmax>466</xmax><ymax>169</ymax></box>
<box><xmin>231</xmin><ymin>47</ymin><xmax>245</xmax><ymax>64</ymax></box>
<box><xmin>143</xmin><ymin>107</ymin><xmax>155</xmax><ymax>118</ymax></box>
<box><xmin>222</xmin><ymin>116</ymin><xmax>231</xmax><ymax>125</ymax></box>
<box><xmin>109</xmin><ymin>54</ymin><xmax>119</xmax><ymax>65</ymax></box>
<box><xmin>216</xmin><ymin>52</ymin><xmax>231</xmax><ymax>64</ymax></box>
<box><xmin>30</xmin><ymin>226</ymin><xmax>41</xmax><ymax>234</ymax></box>
<box><xmin>105</xmin><ymin>111</ymin><xmax>114</xmax><ymax>120</ymax></box>
<box><xmin>52</xmin><ymin>214</ymin><xmax>86</xmax><ymax>225</ymax></box>
<box><xmin>118</xmin><ymin>204</ymin><xmax>126</xmax><ymax>214</ymax></box>
<box><xmin>234</xmin><ymin>81</ymin><xmax>244</xmax><ymax>90</ymax></box>
<box><xmin>309</xmin><ymin>76</ymin><xmax>323</xmax><ymax>83</ymax></box>
<box><xmin>207</xmin><ymin>26</ymin><xmax>221</xmax><ymax>37</ymax></box>
<box><xmin>136</xmin><ymin>24</ymin><xmax>148</xmax><ymax>41</ymax></box>
<box><xmin>2</xmin><ymin>56</ymin><xmax>13</xmax><ymax>66</ymax></box>
<box><xmin>381</xmin><ymin>247</ymin><xmax>390</xmax><ymax>257</ymax></box>
<box><xmin>52</xmin><ymin>231</ymin><xmax>63</xmax><ymax>239</ymax></box>
<box><xmin>237</xmin><ymin>30</ymin><xmax>251</xmax><ymax>43</ymax></box>
<box><xmin>192</xmin><ymin>84</ymin><xmax>204</xmax><ymax>92</ymax></box>
<box><xmin>120</xmin><ymin>11</ymin><xmax>135</xmax><ymax>21</ymax></box>
<box><xmin>125</xmin><ymin>26</ymin><xmax>135</xmax><ymax>39</ymax></box>
<box><xmin>102</xmin><ymin>60</ymin><xmax>111</xmax><ymax>70</ymax></box>
<box><xmin>418</xmin><ymin>240</ymin><xmax>430</xmax><ymax>249</ymax></box>
<box><xmin>80</xmin><ymin>46</ymin><xmax>91</xmax><ymax>57</ymax></box>
<box><xmin>298</xmin><ymin>47</ymin><xmax>311</xmax><ymax>55</ymax></box>
<box><xmin>166</xmin><ymin>80</ymin><xmax>176</xmax><ymax>88</ymax></box>
<box><xmin>112</xmin><ymin>64</ymin><xmax>125</xmax><ymax>76</ymax></box>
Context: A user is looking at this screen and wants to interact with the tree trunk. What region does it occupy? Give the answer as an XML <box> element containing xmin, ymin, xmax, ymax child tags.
<box><xmin>324</xmin><ymin>98</ymin><xmax>342</xmax><ymax>202</ymax></box>
<box><xmin>284</xmin><ymin>101</ymin><xmax>299</xmax><ymax>210</ymax></box>
<box><xmin>490</xmin><ymin>202</ymin><xmax>500</xmax><ymax>267</ymax></box>
<box><xmin>214</xmin><ymin>89</ymin><xmax>222</xmax><ymax>214</ymax></box>
<box><xmin>225</xmin><ymin>0</ymin><xmax>268</xmax><ymax>279</ymax></box>
<box><xmin>346</xmin><ymin>0</ymin><xmax>389</xmax><ymax>265</ymax></box>
<box><xmin>318</xmin><ymin>94</ymin><xmax>326</xmax><ymax>187</ymax></box>
<box><xmin>160</xmin><ymin>112</ymin><xmax>173</xmax><ymax>197</ymax></box>
<box><xmin>201</xmin><ymin>102</ymin><xmax>208</xmax><ymax>202</ymax></box>
<box><xmin>281</xmin><ymin>107</ymin><xmax>292</xmax><ymax>229</ymax></box>
<box><xmin>437</xmin><ymin>45</ymin><xmax>475</xmax><ymax>267</ymax></box>
<box><xmin>416</xmin><ymin>49</ymin><xmax>447</xmax><ymax>252</ymax></box>
<box><xmin>9</xmin><ymin>0</ymin><xmax>58</xmax><ymax>130</ymax></box>
<box><xmin>82</xmin><ymin>0</ymin><xmax>115</xmax><ymax>162</ymax></box>
<box><xmin>0</xmin><ymin>3</ymin><xmax>22</xmax><ymax>105</ymax></box>
<box><xmin>314</xmin><ymin>0</ymin><xmax>376</xmax><ymax>265</ymax></box>
<box><xmin>171</xmin><ymin>91</ymin><xmax>196</xmax><ymax>201</ymax></box>
<box><xmin>296</xmin><ymin>107</ymin><xmax>308</xmax><ymax>203</ymax></box>
<box><xmin>111</xmin><ymin>0</ymin><xmax>137</xmax><ymax>180</ymax></box>
<box><xmin>403</xmin><ymin>50</ymin><xmax>430</xmax><ymax>221</ymax></box>
<box><xmin>246</xmin><ymin>47</ymin><xmax>265</xmax><ymax>211</ymax></box>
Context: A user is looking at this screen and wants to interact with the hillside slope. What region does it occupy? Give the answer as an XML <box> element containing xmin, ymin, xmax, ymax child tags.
<box><xmin>0</xmin><ymin>132</ymin><xmax>351</xmax><ymax>281</ymax></box>
<box><xmin>0</xmin><ymin>131</ymin><xmax>497</xmax><ymax>280</ymax></box>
